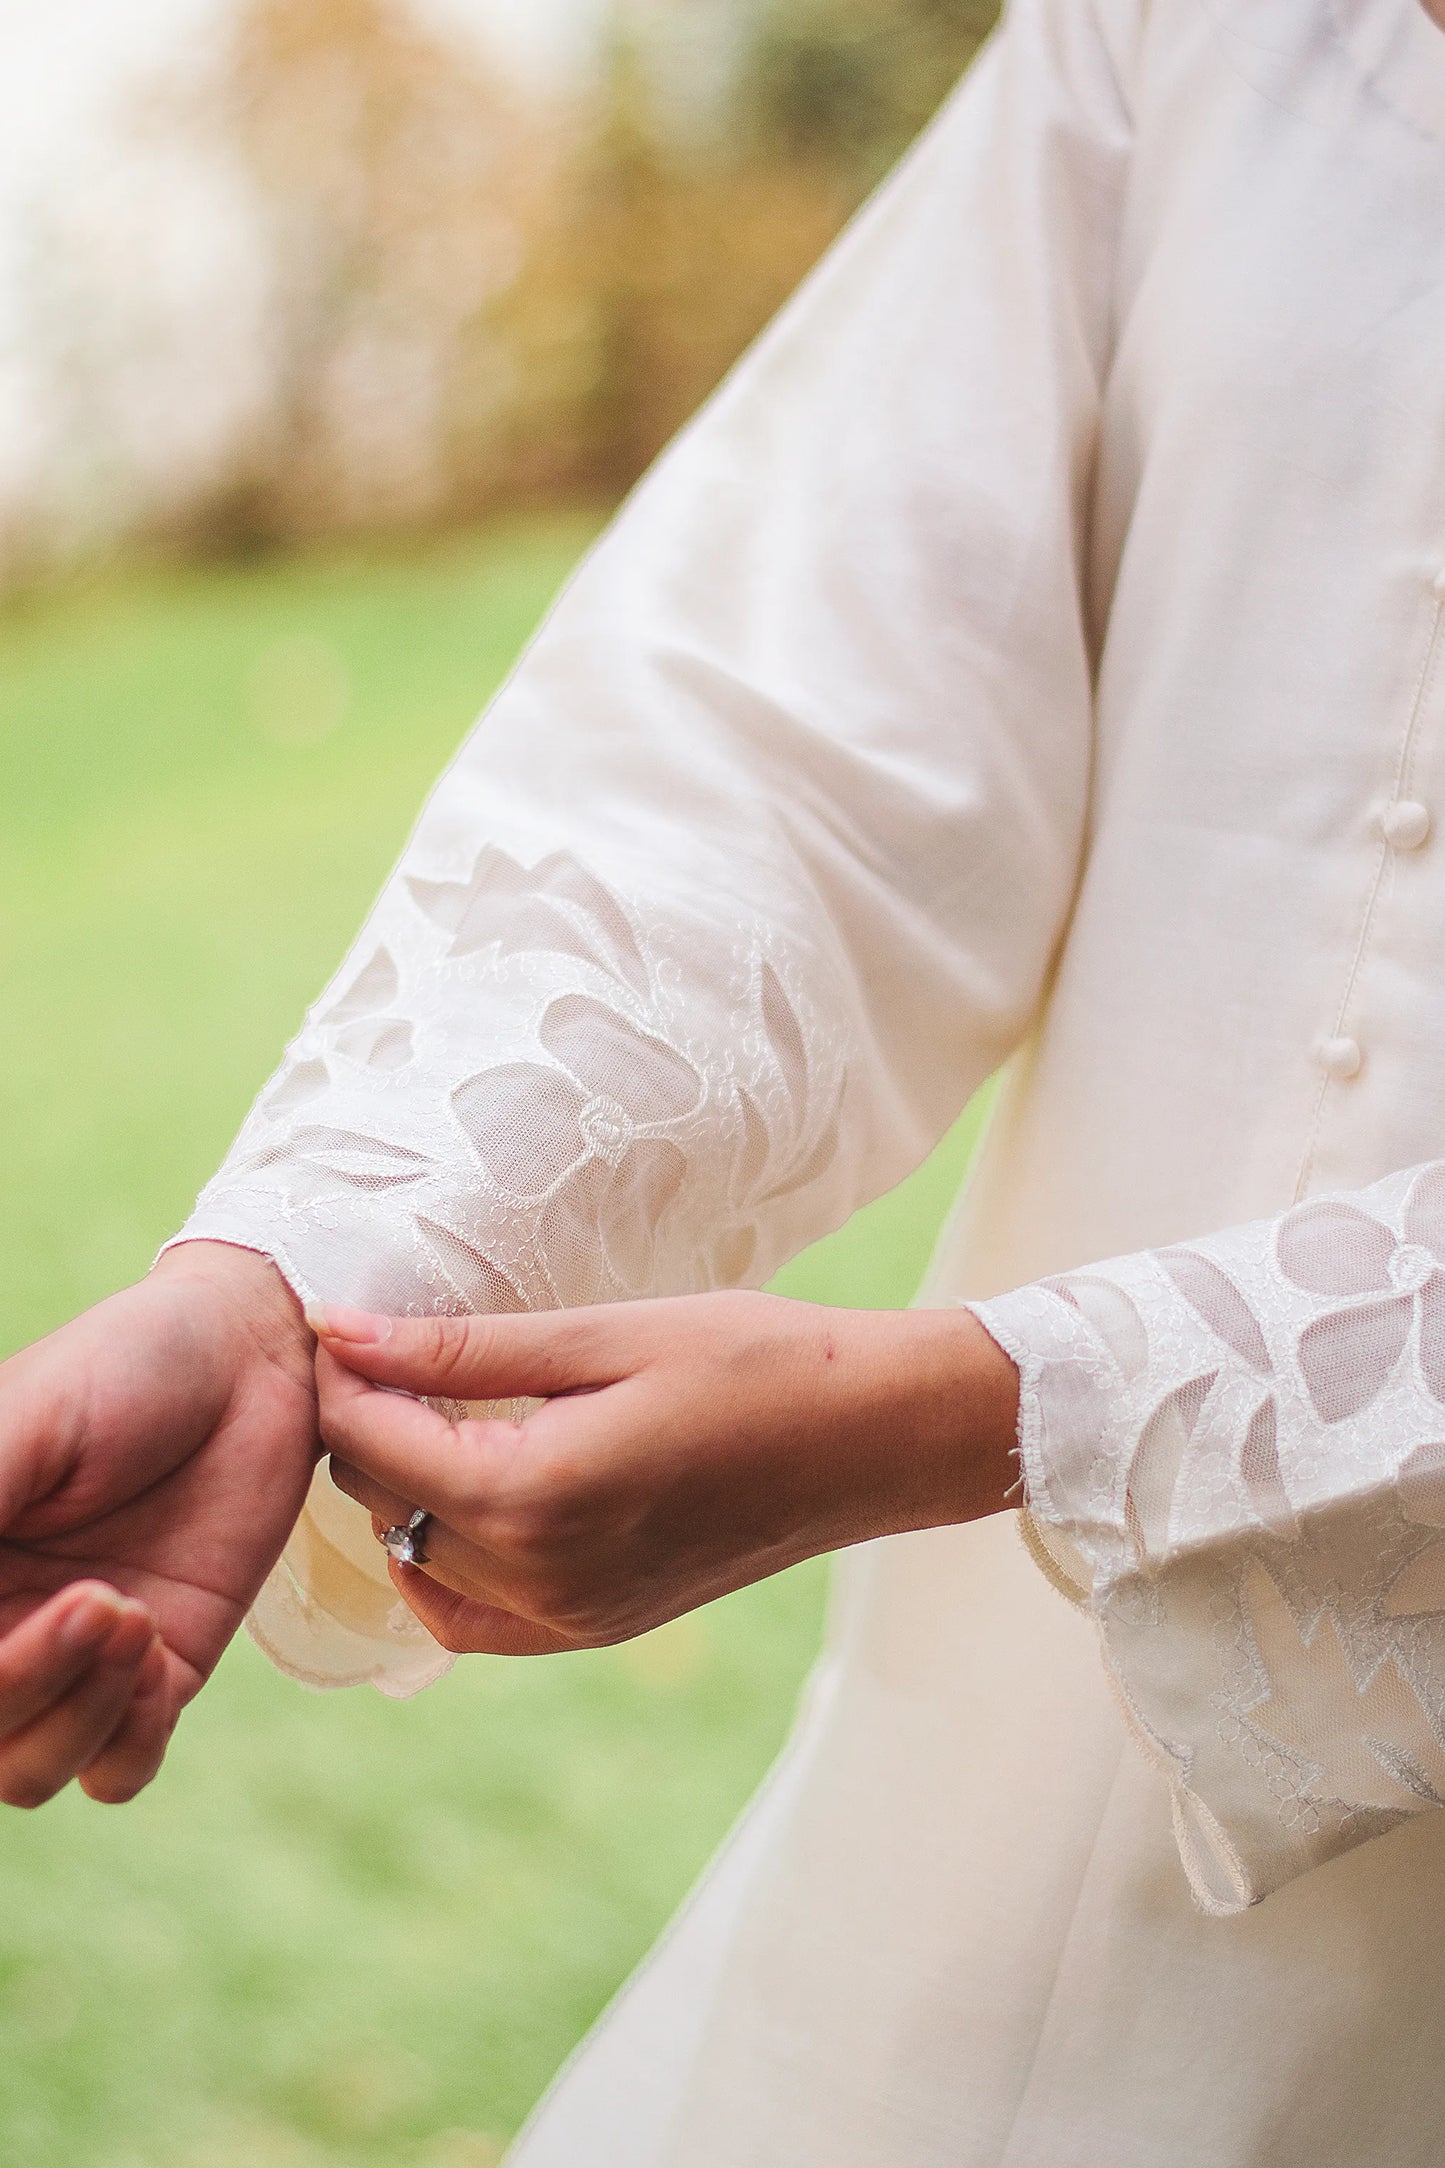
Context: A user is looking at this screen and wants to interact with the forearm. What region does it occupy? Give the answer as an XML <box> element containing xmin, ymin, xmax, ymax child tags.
<box><xmin>311</xmin><ymin>1287</ymin><xmax>1023</xmax><ymax>1660</ymax></box>
<box><xmin>819</xmin><ymin>1305</ymin><xmax>1022</xmax><ymax>1547</ymax></box>
<box><xmin>151</xmin><ymin>1240</ymin><xmax>313</xmax><ymax>1366</ymax></box>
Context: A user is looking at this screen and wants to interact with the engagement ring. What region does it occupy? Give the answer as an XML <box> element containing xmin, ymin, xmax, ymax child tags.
<box><xmin>379</xmin><ymin>1507</ymin><xmax>431</xmax><ymax>1567</ymax></box>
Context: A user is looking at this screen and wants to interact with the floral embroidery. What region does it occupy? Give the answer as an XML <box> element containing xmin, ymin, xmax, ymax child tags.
<box><xmin>1277</xmin><ymin>1168</ymin><xmax>1445</xmax><ymax>1420</ymax></box>
<box><xmin>188</xmin><ymin>843</ymin><xmax>848</xmax><ymax>1322</ymax></box>
<box><xmin>972</xmin><ymin>1159</ymin><xmax>1445</xmax><ymax>1914</ymax></box>
<box><xmin>450</xmin><ymin>993</ymin><xmax>698</xmax><ymax>1299</ymax></box>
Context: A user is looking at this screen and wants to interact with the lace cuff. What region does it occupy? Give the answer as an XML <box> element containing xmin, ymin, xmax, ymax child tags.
<box><xmin>969</xmin><ymin>1161</ymin><xmax>1445</xmax><ymax>1913</ymax></box>
<box><xmin>169</xmin><ymin>850</ymin><xmax>855</xmax><ymax>1695</ymax></box>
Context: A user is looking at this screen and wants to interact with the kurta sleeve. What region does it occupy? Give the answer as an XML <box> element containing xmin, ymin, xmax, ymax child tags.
<box><xmin>971</xmin><ymin>1162</ymin><xmax>1445</xmax><ymax>1914</ymax></box>
<box><xmin>169</xmin><ymin>0</ymin><xmax>1139</xmax><ymax>1694</ymax></box>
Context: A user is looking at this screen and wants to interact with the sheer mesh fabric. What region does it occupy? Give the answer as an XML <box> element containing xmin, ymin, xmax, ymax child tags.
<box><xmin>971</xmin><ymin>1162</ymin><xmax>1445</xmax><ymax>1913</ymax></box>
<box><xmin>175</xmin><ymin>844</ymin><xmax>852</xmax><ymax>1693</ymax></box>
<box><xmin>187</xmin><ymin>844</ymin><xmax>846</xmax><ymax>1314</ymax></box>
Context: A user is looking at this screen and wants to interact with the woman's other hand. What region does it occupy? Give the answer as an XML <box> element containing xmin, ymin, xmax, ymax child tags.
<box><xmin>315</xmin><ymin>1291</ymin><xmax>1020</xmax><ymax>1658</ymax></box>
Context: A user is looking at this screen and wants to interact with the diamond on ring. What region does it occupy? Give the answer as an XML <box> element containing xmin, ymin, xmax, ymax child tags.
<box><xmin>380</xmin><ymin>1508</ymin><xmax>431</xmax><ymax>1566</ymax></box>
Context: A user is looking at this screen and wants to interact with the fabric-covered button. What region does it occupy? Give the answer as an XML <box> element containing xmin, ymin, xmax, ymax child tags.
<box><xmin>1317</xmin><ymin>1034</ymin><xmax>1363</xmax><ymax>1080</ymax></box>
<box><xmin>1380</xmin><ymin>799</ymin><xmax>1432</xmax><ymax>850</ymax></box>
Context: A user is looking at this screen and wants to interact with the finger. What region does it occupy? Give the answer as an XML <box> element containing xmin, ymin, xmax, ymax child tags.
<box><xmin>0</xmin><ymin>1351</ymin><xmax>79</xmax><ymax>1535</ymax></box>
<box><xmin>386</xmin><ymin>1560</ymin><xmax>575</xmax><ymax>1658</ymax></box>
<box><xmin>0</xmin><ymin>1582</ymin><xmax>142</xmax><ymax>1743</ymax></box>
<box><xmin>330</xmin><ymin>1455</ymin><xmax>517</xmax><ymax>1603</ymax></box>
<box><xmin>326</xmin><ymin>1454</ymin><xmax>413</xmax><ymax>1532</ymax></box>
<box><xmin>307</xmin><ymin>1299</ymin><xmax>638</xmax><ymax>1402</ymax></box>
<box><xmin>0</xmin><ymin>1603</ymin><xmax>157</xmax><ymax>1809</ymax></box>
<box><xmin>316</xmin><ymin>1347</ymin><xmax>530</xmax><ymax>1526</ymax></box>
<box><xmin>79</xmin><ymin>1638</ymin><xmax>177</xmax><ymax>1805</ymax></box>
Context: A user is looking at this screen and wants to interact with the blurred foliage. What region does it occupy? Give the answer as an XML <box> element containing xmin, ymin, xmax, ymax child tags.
<box><xmin>0</xmin><ymin>0</ymin><xmax>998</xmax><ymax>578</ymax></box>
<box><xmin>175</xmin><ymin>0</ymin><xmax>560</xmax><ymax>551</ymax></box>
<box><xmin>506</xmin><ymin>0</ymin><xmax>1001</xmax><ymax>492</ymax></box>
<box><xmin>533</xmin><ymin>33</ymin><xmax>850</xmax><ymax>495</ymax></box>
<box><xmin>746</xmin><ymin>0</ymin><xmax>1000</xmax><ymax>171</ymax></box>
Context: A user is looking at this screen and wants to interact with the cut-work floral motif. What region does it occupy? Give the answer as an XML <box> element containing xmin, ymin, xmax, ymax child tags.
<box><xmin>970</xmin><ymin>1161</ymin><xmax>1445</xmax><ymax>1915</ymax></box>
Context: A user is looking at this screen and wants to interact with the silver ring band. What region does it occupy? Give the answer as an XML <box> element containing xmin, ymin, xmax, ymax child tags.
<box><xmin>379</xmin><ymin>1507</ymin><xmax>431</xmax><ymax>1567</ymax></box>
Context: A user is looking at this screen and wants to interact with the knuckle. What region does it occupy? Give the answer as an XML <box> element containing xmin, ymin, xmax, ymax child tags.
<box><xmin>488</xmin><ymin>1458</ymin><xmax>615</xmax><ymax>1630</ymax></box>
<box><xmin>543</xmin><ymin>1311</ymin><xmax>600</xmax><ymax>1378</ymax></box>
<box><xmin>316</xmin><ymin>1404</ymin><xmax>349</xmax><ymax>1453</ymax></box>
<box><xmin>712</xmin><ymin>1285</ymin><xmax>772</xmax><ymax>1317</ymax></box>
<box><xmin>418</xmin><ymin>1313</ymin><xmax>484</xmax><ymax>1387</ymax></box>
<box><xmin>443</xmin><ymin>1439</ymin><xmax>497</xmax><ymax>1519</ymax></box>
<box><xmin>496</xmin><ymin>1467</ymin><xmax>574</xmax><ymax>1562</ymax></box>
<box><xmin>417</xmin><ymin>1315</ymin><xmax>454</xmax><ymax>1370</ymax></box>
<box><xmin>544</xmin><ymin>1587</ymin><xmax>626</xmax><ymax>1643</ymax></box>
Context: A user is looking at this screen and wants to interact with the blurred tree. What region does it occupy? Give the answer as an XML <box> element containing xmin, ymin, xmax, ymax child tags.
<box><xmin>547</xmin><ymin>0</ymin><xmax>999</xmax><ymax>489</ymax></box>
<box><xmin>187</xmin><ymin>0</ymin><xmax>557</xmax><ymax>549</ymax></box>
<box><xmin>744</xmin><ymin>0</ymin><xmax>999</xmax><ymax>177</ymax></box>
<box><xmin>530</xmin><ymin>30</ymin><xmax>846</xmax><ymax>494</ymax></box>
<box><xmin>189</xmin><ymin>0</ymin><xmax>1000</xmax><ymax>529</ymax></box>
<box><xmin>0</xmin><ymin>0</ymin><xmax>1001</xmax><ymax>586</ymax></box>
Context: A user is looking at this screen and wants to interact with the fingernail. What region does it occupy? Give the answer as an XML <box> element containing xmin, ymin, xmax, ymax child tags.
<box><xmin>306</xmin><ymin>1304</ymin><xmax>392</xmax><ymax>1345</ymax></box>
<box><xmin>58</xmin><ymin>1590</ymin><xmax>124</xmax><ymax>1652</ymax></box>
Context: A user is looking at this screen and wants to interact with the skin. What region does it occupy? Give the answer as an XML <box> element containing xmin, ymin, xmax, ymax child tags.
<box><xmin>0</xmin><ymin>1242</ymin><xmax>1018</xmax><ymax>1797</ymax></box>
<box><xmin>0</xmin><ymin>1246</ymin><xmax>1018</xmax><ymax>1801</ymax></box>
<box><xmin>1429</xmin><ymin>0</ymin><xmax>1445</xmax><ymax>28</ymax></box>
<box><xmin>0</xmin><ymin>1242</ymin><xmax>317</xmax><ymax>1807</ymax></box>
<box><xmin>314</xmin><ymin>1293</ymin><xmax>1021</xmax><ymax>1658</ymax></box>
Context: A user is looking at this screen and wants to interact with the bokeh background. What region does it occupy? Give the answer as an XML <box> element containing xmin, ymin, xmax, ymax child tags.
<box><xmin>1</xmin><ymin>4</ymin><xmax>998</xmax><ymax>2161</ymax></box>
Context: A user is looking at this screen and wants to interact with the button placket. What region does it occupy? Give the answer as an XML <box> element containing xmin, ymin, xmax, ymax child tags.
<box><xmin>1378</xmin><ymin>798</ymin><xmax>1432</xmax><ymax>851</ymax></box>
<box><xmin>1294</xmin><ymin>561</ymin><xmax>1445</xmax><ymax>1198</ymax></box>
<box><xmin>1316</xmin><ymin>1034</ymin><xmax>1363</xmax><ymax>1082</ymax></box>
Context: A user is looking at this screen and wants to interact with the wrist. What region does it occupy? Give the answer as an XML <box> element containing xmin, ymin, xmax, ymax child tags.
<box><xmin>860</xmin><ymin>1306</ymin><xmax>1020</xmax><ymax>1536</ymax></box>
<box><xmin>151</xmin><ymin>1240</ymin><xmax>314</xmax><ymax>1380</ymax></box>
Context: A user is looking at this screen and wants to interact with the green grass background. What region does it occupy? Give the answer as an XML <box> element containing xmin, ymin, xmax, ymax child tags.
<box><xmin>0</xmin><ymin>517</ymin><xmax>986</xmax><ymax>2167</ymax></box>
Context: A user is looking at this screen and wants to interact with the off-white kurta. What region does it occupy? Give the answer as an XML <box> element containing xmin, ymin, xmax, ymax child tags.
<box><xmin>173</xmin><ymin>2</ymin><xmax>1445</xmax><ymax>2159</ymax></box>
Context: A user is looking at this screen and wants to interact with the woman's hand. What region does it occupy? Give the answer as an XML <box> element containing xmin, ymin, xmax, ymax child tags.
<box><xmin>0</xmin><ymin>1242</ymin><xmax>318</xmax><ymax>1806</ymax></box>
<box><xmin>314</xmin><ymin>1291</ymin><xmax>1020</xmax><ymax>1657</ymax></box>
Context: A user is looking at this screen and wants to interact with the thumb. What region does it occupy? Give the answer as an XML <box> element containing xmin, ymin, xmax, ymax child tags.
<box><xmin>306</xmin><ymin>1302</ymin><xmax>631</xmax><ymax>1401</ymax></box>
<box><xmin>0</xmin><ymin>1363</ymin><xmax>75</xmax><ymax>1536</ymax></box>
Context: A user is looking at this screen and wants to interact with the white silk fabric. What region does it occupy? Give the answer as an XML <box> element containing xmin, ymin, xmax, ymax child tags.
<box><xmin>173</xmin><ymin>1</ymin><xmax>1445</xmax><ymax>2160</ymax></box>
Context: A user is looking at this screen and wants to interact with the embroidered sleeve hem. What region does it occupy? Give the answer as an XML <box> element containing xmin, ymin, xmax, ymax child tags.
<box><xmin>969</xmin><ymin>1162</ymin><xmax>1445</xmax><ymax>1914</ymax></box>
